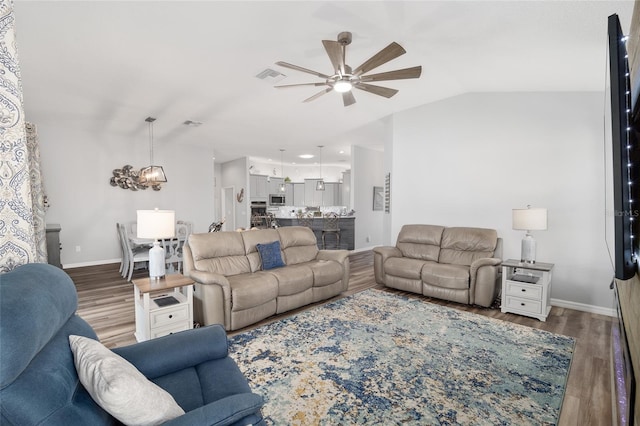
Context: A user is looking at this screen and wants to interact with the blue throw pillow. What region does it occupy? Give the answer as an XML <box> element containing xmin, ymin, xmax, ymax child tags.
<box><xmin>256</xmin><ymin>241</ymin><xmax>285</xmax><ymax>270</ymax></box>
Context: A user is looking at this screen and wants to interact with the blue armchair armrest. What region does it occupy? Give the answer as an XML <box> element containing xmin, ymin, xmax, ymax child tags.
<box><xmin>113</xmin><ymin>325</ymin><xmax>228</xmax><ymax>378</ymax></box>
<box><xmin>162</xmin><ymin>393</ymin><xmax>265</xmax><ymax>426</ymax></box>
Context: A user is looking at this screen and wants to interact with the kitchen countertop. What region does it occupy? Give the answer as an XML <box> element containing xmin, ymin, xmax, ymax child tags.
<box><xmin>275</xmin><ymin>216</ymin><xmax>355</xmax><ymax>219</ymax></box>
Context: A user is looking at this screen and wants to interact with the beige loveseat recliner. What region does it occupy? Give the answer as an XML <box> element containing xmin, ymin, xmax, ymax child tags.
<box><xmin>373</xmin><ymin>225</ymin><xmax>502</xmax><ymax>307</ymax></box>
<box><xmin>183</xmin><ymin>226</ymin><xmax>350</xmax><ymax>331</ymax></box>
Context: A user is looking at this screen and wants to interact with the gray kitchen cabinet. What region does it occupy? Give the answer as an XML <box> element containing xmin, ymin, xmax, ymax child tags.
<box><xmin>250</xmin><ymin>174</ymin><xmax>268</xmax><ymax>200</ymax></box>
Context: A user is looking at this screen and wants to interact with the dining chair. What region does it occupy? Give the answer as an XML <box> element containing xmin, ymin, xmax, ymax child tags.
<box><xmin>164</xmin><ymin>223</ymin><xmax>189</xmax><ymax>273</ymax></box>
<box><xmin>176</xmin><ymin>220</ymin><xmax>193</xmax><ymax>236</ymax></box>
<box><xmin>116</xmin><ymin>223</ymin><xmax>127</xmax><ymax>278</ymax></box>
<box><xmin>126</xmin><ymin>221</ymin><xmax>137</xmax><ymax>239</ymax></box>
<box><xmin>119</xmin><ymin>223</ymin><xmax>150</xmax><ymax>281</ymax></box>
<box><xmin>321</xmin><ymin>213</ymin><xmax>341</xmax><ymax>249</ymax></box>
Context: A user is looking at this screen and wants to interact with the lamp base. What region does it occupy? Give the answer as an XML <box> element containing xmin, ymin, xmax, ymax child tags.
<box><xmin>148</xmin><ymin>241</ymin><xmax>165</xmax><ymax>279</ymax></box>
<box><xmin>521</xmin><ymin>233</ymin><xmax>537</xmax><ymax>264</ymax></box>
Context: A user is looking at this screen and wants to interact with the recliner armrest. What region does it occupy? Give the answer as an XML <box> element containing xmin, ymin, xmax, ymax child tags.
<box><xmin>372</xmin><ymin>246</ymin><xmax>402</xmax><ymax>260</ymax></box>
<box><xmin>373</xmin><ymin>246</ymin><xmax>403</xmax><ymax>285</ymax></box>
<box><xmin>469</xmin><ymin>257</ymin><xmax>502</xmax><ymax>307</ymax></box>
<box><xmin>189</xmin><ymin>270</ymin><xmax>230</xmax><ymax>288</ymax></box>
<box><xmin>316</xmin><ymin>249</ymin><xmax>349</xmax><ymax>263</ymax></box>
<box><xmin>113</xmin><ymin>325</ymin><xmax>228</xmax><ymax>378</ymax></box>
<box><xmin>161</xmin><ymin>393</ymin><xmax>264</xmax><ymax>426</ymax></box>
<box><xmin>469</xmin><ymin>257</ymin><xmax>502</xmax><ymax>277</ymax></box>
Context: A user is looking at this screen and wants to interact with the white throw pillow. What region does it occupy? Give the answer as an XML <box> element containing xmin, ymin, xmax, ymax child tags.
<box><xmin>69</xmin><ymin>335</ymin><xmax>185</xmax><ymax>426</ymax></box>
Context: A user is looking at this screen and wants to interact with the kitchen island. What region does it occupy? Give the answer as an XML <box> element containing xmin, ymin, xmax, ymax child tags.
<box><xmin>275</xmin><ymin>216</ymin><xmax>354</xmax><ymax>250</ymax></box>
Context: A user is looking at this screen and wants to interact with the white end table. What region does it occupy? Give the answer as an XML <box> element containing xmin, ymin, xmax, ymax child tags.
<box><xmin>132</xmin><ymin>274</ymin><xmax>194</xmax><ymax>342</ymax></box>
<box><xmin>501</xmin><ymin>259</ymin><xmax>554</xmax><ymax>321</ymax></box>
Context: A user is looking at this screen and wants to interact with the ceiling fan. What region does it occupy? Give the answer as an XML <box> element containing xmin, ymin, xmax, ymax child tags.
<box><xmin>274</xmin><ymin>31</ymin><xmax>422</xmax><ymax>107</ymax></box>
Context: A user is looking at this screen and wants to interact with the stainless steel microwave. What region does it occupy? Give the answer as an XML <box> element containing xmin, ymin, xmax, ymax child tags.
<box><xmin>269</xmin><ymin>194</ymin><xmax>286</xmax><ymax>206</ymax></box>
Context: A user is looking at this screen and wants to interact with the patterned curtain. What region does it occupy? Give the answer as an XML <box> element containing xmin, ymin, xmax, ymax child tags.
<box><xmin>0</xmin><ymin>2</ymin><xmax>46</xmax><ymax>272</ymax></box>
<box><xmin>26</xmin><ymin>122</ymin><xmax>47</xmax><ymax>263</ymax></box>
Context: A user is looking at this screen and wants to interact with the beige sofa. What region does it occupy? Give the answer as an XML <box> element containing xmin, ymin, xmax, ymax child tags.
<box><xmin>373</xmin><ymin>225</ymin><xmax>502</xmax><ymax>307</ymax></box>
<box><xmin>183</xmin><ymin>226</ymin><xmax>350</xmax><ymax>331</ymax></box>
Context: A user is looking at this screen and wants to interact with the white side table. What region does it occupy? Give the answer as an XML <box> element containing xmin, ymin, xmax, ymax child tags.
<box><xmin>132</xmin><ymin>274</ymin><xmax>194</xmax><ymax>342</ymax></box>
<box><xmin>501</xmin><ymin>259</ymin><xmax>554</xmax><ymax>322</ymax></box>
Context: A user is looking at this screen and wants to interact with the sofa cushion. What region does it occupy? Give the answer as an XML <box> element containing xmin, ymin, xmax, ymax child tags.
<box><xmin>242</xmin><ymin>229</ymin><xmax>282</xmax><ymax>272</ymax></box>
<box><xmin>396</xmin><ymin>225</ymin><xmax>444</xmax><ymax>261</ymax></box>
<box><xmin>267</xmin><ymin>264</ymin><xmax>313</xmax><ymax>296</ymax></box>
<box><xmin>438</xmin><ymin>227</ymin><xmax>497</xmax><ymax>266</ymax></box>
<box><xmin>69</xmin><ymin>335</ymin><xmax>184</xmax><ymax>426</ymax></box>
<box><xmin>189</xmin><ymin>232</ymin><xmax>251</xmax><ymax>276</ymax></box>
<box><xmin>308</xmin><ymin>260</ymin><xmax>344</xmax><ymax>287</ymax></box>
<box><xmin>0</xmin><ymin>263</ymin><xmax>78</xmax><ymax>388</ymax></box>
<box><xmin>278</xmin><ymin>226</ymin><xmax>319</xmax><ymax>265</ymax></box>
<box><xmin>256</xmin><ymin>241</ymin><xmax>286</xmax><ymax>270</ymax></box>
<box><xmin>385</xmin><ymin>257</ymin><xmax>429</xmax><ymax>280</ymax></box>
<box><xmin>228</xmin><ymin>272</ymin><xmax>279</xmax><ymax>311</ymax></box>
<box><xmin>422</xmin><ymin>263</ymin><xmax>470</xmax><ymax>290</ymax></box>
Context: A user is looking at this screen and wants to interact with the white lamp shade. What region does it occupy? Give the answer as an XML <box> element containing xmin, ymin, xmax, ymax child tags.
<box><xmin>512</xmin><ymin>208</ymin><xmax>547</xmax><ymax>231</ymax></box>
<box><xmin>136</xmin><ymin>209</ymin><xmax>175</xmax><ymax>239</ymax></box>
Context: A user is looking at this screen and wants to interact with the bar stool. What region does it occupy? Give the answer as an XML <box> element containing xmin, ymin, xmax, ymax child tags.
<box><xmin>321</xmin><ymin>213</ymin><xmax>341</xmax><ymax>249</ymax></box>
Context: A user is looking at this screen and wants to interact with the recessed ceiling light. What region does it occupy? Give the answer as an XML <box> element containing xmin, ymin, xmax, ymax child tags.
<box><xmin>299</xmin><ymin>154</ymin><xmax>314</xmax><ymax>159</ymax></box>
<box><xmin>339</xmin><ymin>150</ymin><xmax>345</xmax><ymax>154</ymax></box>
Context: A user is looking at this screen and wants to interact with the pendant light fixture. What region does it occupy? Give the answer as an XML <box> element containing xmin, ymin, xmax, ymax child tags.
<box><xmin>138</xmin><ymin>117</ymin><xmax>167</xmax><ymax>191</ymax></box>
<box><xmin>279</xmin><ymin>149</ymin><xmax>286</xmax><ymax>192</ymax></box>
<box><xmin>316</xmin><ymin>145</ymin><xmax>325</xmax><ymax>191</ymax></box>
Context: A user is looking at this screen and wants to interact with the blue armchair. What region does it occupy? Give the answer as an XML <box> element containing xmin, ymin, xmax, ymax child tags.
<box><xmin>0</xmin><ymin>263</ymin><xmax>264</xmax><ymax>425</ymax></box>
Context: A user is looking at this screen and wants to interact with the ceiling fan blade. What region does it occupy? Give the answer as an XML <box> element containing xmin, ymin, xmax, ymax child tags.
<box><xmin>352</xmin><ymin>42</ymin><xmax>406</xmax><ymax>76</ymax></box>
<box><xmin>275</xmin><ymin>61</ymin><xmax>330</xmax><ymax>79</ymax></box>
<box><xmin>354</xmin><ymin>83</ymin><xmax>399</xmax><ymax>98</ymax></box>
<box><xmin>274</xmin><ymin>82</ymin><xmax>328</xmax><ymax>88</ymax></box>
<box><xmin>360</xmin><ymin>66</ymin><xmax>422</xmax><ymax>82</ymax></box>
<box><xmin>322</xmin><ymin>40</ymin><xmax>345</xmax><ymax>74</ymax></box>
<box><xmin>342</xmin><ymin>91</ymin><xmax>356</xmax><ymax>107</ymax></box>
<box><xmin>303</xmin><ymin>88</ymin><xmax>333</xmax><ymax>103</ymax></box>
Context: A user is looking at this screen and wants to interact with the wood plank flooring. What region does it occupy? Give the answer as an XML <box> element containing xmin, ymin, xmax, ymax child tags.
<box><xmin>67</xmin><ymin>251</ymin><xmax>613</xmax><ymax>425</ymax></box>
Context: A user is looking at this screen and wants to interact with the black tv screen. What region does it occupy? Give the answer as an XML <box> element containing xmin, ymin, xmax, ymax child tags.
<box><xmin>607</xmin><ymin>14</ymin><xmax>637</xmax><ymax>280</ymax></box>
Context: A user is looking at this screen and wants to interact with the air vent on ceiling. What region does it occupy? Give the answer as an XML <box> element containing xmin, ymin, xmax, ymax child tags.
<box><xmin>256</xmin><ymin>68</ymin><xmax>286</xmax><ymax>83</ymax></box>
<box><xmin>183</xmin><ymin>120</ymin><xmax>203</xmax><ymax>127</ymax></box>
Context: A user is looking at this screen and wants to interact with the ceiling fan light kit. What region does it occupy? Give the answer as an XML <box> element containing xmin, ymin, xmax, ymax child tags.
<box><xmin>275</xmin><ymin>31</ymin><xmax>421</xmax><ymax>107</ymax></box>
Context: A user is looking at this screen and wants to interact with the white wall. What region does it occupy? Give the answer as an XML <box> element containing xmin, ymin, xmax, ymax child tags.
<box><xmin>352</xmin><ymin>146</ymin><xmax>385</xmax><ymax>250</ymax></box>
<box><xmin>390</xmin><ymin>92</ymin><xmax>614</xmax><ymax>310</ymax></box>
<box><xmin>38</xmin><ymin>123</ymin><xmax>215</xmax><ymax>267</ymax></box>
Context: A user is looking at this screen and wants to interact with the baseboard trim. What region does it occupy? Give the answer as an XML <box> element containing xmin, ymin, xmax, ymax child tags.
<box><xmin>63</xmin><ymin>258</ymin><xmax>120</xmax><ymax>269</ymax></box>
<box><xmin>551</xmin><ymin>298</ymin><xmax>616</xmax><ymax>317</ymax></box>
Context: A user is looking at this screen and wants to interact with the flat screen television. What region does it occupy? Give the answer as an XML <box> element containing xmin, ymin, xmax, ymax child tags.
<box><xmin>606</xmin><ymin>14</ymin><xmax>637</xmax><ymax>426</ymax></box>
<box><xmin>606</xmin><ymin>14</ymin><xmax>637</xmax><ymax>280</ymax></box>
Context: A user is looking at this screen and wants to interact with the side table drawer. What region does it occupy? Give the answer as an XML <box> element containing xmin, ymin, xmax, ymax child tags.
<box><xmin>505</xmin><ymin>296</ymin><xmax>542</xmax><ymax>315</ymax></box>
<box><xmin>150</xmin><ymin>305</ymin><xmax>189</xmax><ymax>328</ymax></box>
<box><xmin>505</xmin><ymin>281</ymin><xmax>542</xmax><ymax>300</ymax></box>
<box><xmin>150</xmin><ymin>322</ymin><xmax>190</xmax><ymax>339</ymax></box>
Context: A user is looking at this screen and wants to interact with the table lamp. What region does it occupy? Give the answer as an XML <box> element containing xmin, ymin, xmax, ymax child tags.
<box><xmin>137</xmin><ymin>209</ymin><xmax>175</xmax><ymax>279</ymax></box>
<box><xmin>512</xmin><ymin>206</ymin><xmax>547</xmax><ymax>264</ymax></box>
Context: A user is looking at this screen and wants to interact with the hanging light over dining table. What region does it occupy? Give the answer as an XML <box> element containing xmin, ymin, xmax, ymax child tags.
<box><xmin>138</xmin><ymin>116</ymin><xmax>167</xmax><ymax>191</ymax></box>
<box><xmin>109</xmin><ymin>116</ymin><xmax>167</xmax><ymax>191</ymax></box>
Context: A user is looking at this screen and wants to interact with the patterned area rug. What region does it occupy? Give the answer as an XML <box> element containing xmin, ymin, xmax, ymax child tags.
<box><xmin>229</xmin><ymin>290</ymin><xmax>574</xmax><ymax>425</ymax></box>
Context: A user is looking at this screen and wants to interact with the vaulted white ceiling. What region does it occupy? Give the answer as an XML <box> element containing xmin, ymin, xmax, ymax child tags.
<box><xmin>13</xmin><ymin>1</ymin><xmax>634</xmax><ymax>166</ymax></box>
